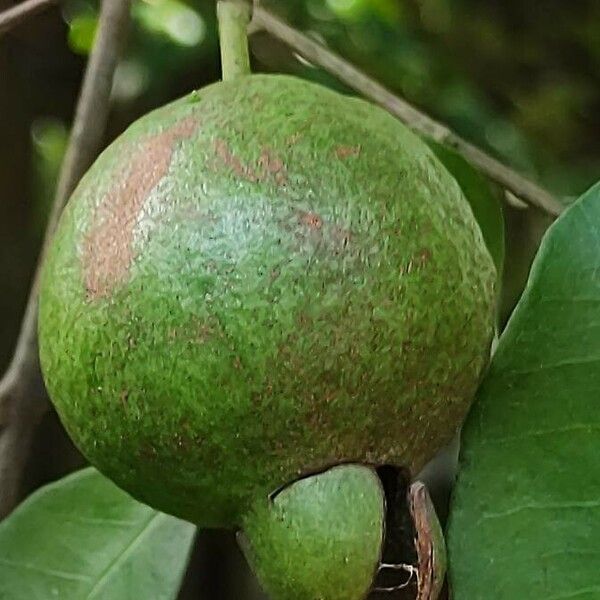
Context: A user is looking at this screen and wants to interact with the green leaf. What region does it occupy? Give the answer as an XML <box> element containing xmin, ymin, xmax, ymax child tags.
<box><xmin>0</xmin><ymin>468</ymin><xmax>196</xmax><ymax>599</ymax></box>
<box><xmin>448</xmin><ymin>181</ymin><xmax>600</xmax><ymax>599</ymax></box>
<box><xmin>427</xmin><ymin>140</ymin><xmax>505</xmax><ymax>275</ymax></box>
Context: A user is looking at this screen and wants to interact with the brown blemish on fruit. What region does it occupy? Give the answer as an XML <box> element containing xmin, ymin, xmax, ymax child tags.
<box><xmin>297</xmin><ymin>312</ymin><xmax>312</xmax><ymax>328</ymax></box>
<box><xmin>169</xmin><ymin>315</ymin><xmax>223</xmax><ymax>345</ymax></box>
<box><xmin>214</xmin><ymin>139</ymin><xmax>259</xmax><ymax>182</ymax></box>
<box><xmin>173</xmin><ymin>429</ymin><xmax>196</xmax><ymax>453</ymax></box>
<box><xmin>196</xmin><ymin>316</ymin><xmax>222</xmax><ymax>343</ymax></box>
<box><xmin>286</xmin><ymin>210</ymin><xmax>356</xmax><ymax>257</ymax></box>
<box><xmin>83</xmin><ymin>117</ymin><xmax>197</xmax><ymax>300</ymax></box>
<box><xmin>258</xmin><ymin>147</ymin><xmax>288</xmax><ymax>185</ymax></box>
<box><xmin>298</xmin><ymin>210</ymin><xmax>323</xmax><ymax>230</ymax></box>
<box><xmin>213</xmin><ymin>139</ymin><xmax>287</xmax><ymax>185</ymax></box>
<box><xmin>197</xmin><ymin>323</ymin><xmax>215</xmax><ymax>343</ymax></box>
<box><xmin>173</xmin><ymin>418</ymin><xmax>203</xmax><ymax>454</ymax></box>
<box><xmin>335</xmin><ymin>144</ymin><xmax>361</xmax><ymax>160</ymax></box>
<box><xmin>286</xmin><ymin>132</ymin><xmax>302</xmax><ymax>146</ymax></box>
<box><xmin>416</xmin><ymin>248</ymin><xmax>432</xmax><ymax>266</ymax></box>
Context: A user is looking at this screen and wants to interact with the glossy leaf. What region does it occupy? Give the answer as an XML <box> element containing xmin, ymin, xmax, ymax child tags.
<box><xmin>448</xmin><ymin>181</ymin><xmax>600</xmax><ymax>598</ymax></box>
<box><xmin>427</xmin><ymin>140</ymin><xmax>505</xmax><ymax>276</ymax></box>
<box><xmin>0</xmin><ymin>468</ymin><xmax>196</xmax><ymax>599</ymax></box>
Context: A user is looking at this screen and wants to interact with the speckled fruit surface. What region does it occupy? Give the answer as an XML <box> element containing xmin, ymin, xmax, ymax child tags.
<box><xmin>239</xmin><ymin>464</ymin><xmax>385</xmax><ymax>600</ymax></box>
<box><xmin>38</xmin><ymin>74</ymin><xmax>496</xmax><ymax>527</ymax></box>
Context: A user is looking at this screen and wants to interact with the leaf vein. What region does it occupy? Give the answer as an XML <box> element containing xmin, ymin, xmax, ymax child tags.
<box><xmin>481</xmin><ymin>500</ymin><xmax>600</xmax><ymax>522</ymax></box>
<box><xmin>85</xmin><ymin>511</ymin><xmax>161</xmax><ymax>599</ymax></box>
<box><xmin>505</xmin><ymin>354</ymin><xmax>600</xmax><ymax>376</ymax></box>
<box><xmin>0</xmin><ymin>557</ymin><xmax>92</xmax><ymax>583</ymax></box>
<box><xmin>480</xmin><ymin>424</ymin><xmax>600</xmax><ymax>444</ymax></box>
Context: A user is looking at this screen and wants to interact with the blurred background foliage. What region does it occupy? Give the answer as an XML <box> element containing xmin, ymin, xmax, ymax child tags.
<box><xmin>0</xmin><ymin>0</ymin><xmax>598</xmax><ymax>597</ymax></box>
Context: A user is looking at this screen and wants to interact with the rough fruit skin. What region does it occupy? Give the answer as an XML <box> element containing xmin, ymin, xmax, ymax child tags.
<box><xmin>239</xmin><ymin>465</ymin><xmax>385</xmax><ymax>600</ymax></box>
<box><xmin>38</xmin><ymin>74</ymin><xmax>496</xmax><ymax>527</ymax></box>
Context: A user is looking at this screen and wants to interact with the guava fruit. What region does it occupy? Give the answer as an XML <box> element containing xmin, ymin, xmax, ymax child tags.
<box><xmin>38</xmin><ymin>74</ymin><xmax>495</xmax><ymax>534</ymax></box>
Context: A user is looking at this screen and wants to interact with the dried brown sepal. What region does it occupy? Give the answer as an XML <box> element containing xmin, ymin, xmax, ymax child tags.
<box><xmin>409</xmin><ymin>482</ymin><xmax>447</xmax><ymax>600</ymax></box>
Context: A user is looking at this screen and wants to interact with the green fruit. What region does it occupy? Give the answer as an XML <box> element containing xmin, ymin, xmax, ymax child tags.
<box><xmin>239</xmin><ymin>464</ymin><xmax>385</xmax><ymax>600</ymax></box>
<box><xmin>240</xmin><ymin>467</ymin><xmax>447</xmax><ymax>600</ymax></box>
<box><xmin>38</xmin><ymin>74</ymin><xmax>496</xmax><ymax>529</ymax></box>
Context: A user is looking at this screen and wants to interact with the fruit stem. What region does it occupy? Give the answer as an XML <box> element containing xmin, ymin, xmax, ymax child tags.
<box><xmin>217</xmin><ymin>0</ymin><xmax>252</xmax><ymax>81</ymax></box>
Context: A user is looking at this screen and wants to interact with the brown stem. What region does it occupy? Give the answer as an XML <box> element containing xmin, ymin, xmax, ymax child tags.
<box><xmin>0</xmin><ymin>0</ymin><xmax>57</xmax><ymax>36</ymax></box>
<box><xmin>0</xmin><ymin>0</ymin><xmax>131</xmax><ymax>518</ymax></box>
<box><xmin>250</xmin><ymin>7</ymin><xmax>564</xmax><ymax>218</ymax></box>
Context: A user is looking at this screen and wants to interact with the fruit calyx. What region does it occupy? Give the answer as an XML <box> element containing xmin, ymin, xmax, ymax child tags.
<box><xmin>371</xmin><ymin>467</ymin><xmax>446</xmax><ymax>599</ymax></box>
<box><xmin>240</xmin><ymin>464</ymin><xmax>446</xmax><ymax>600</ymax></box>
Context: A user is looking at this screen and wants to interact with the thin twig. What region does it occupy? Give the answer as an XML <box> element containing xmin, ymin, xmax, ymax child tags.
<box><xmin>0</xmin><ymin>0</ymin><xmax>131</xmax><ymax>518</ymax></box>
<box><xmin>251</xmin><ymin>7</ymin><xmax>564</xmax><ymax>217</ymax></box>
<box><xmin>0</xmin><ymin>0</ymin><xmax>57</xmax><ymax>36</ymax></box>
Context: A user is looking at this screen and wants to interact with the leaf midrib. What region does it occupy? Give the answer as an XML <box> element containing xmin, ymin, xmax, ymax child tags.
<box><xmin>85</xmin><ymin>511</ymin><xmax>161</xmax><ymax>599</ymax></box>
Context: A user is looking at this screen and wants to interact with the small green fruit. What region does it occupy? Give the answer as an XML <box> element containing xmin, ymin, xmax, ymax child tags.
<box><xmin>38</xmin><ymin>74</ymin><xmax>495</xmax><ymax>530</ymax></box>
<box><xmin>239</xmin><ymin>466</ymin><xmax>447</xmax><ymax>600</ymax></box>
<box><xmin>239</xmin><ymin>465</ymin><xmax>385</xmax><ymax>600</ymax></box>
